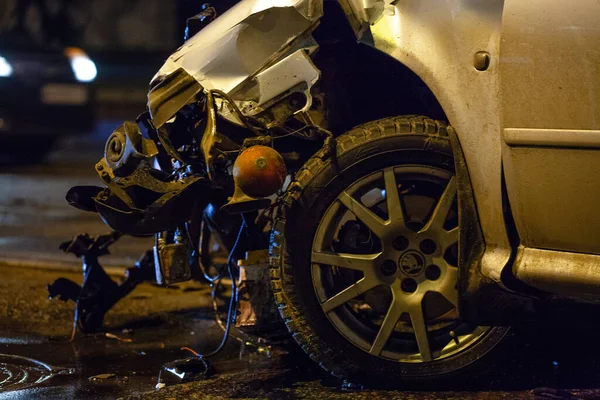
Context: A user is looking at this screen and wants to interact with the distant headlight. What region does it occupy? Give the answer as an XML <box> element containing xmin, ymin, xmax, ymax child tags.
<box><xmin>0</xmin><ymin>56</ymin><xmax>13</xmax><ymax>77</ymax></box>
<box><xmin>65</xmin><ymin>47</ymin><xmax>97</xmax><ymax>82</ymax></box>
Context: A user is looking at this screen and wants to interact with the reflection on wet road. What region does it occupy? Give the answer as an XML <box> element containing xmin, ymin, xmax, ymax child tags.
<box><xmin>0</xmin><ymin>265</ymin><xmax>287</xmax><ymax>399</ymax></box>
<box><xmin>0</xmin><ymin>353</ymin><xmax>73</xmax><ymax>392</ymax></box>
<box><xmin>0</xmin><ymin>263</ymin><xmax>600</xmax><ymax>399</ymax></box>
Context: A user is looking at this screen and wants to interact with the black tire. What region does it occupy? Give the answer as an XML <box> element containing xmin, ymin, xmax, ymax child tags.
<box><xmin>270</xmin><ymin>115</ymin><xmax>509</xmax><ymax>387</ymax></box>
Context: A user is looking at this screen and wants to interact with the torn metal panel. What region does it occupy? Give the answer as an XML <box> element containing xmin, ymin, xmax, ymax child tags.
<box><xmin>148</xmin><ymin>68</ymin><xmax>204</xmax><ymax>129</ymax></box>
<box><xmin>154</xmin><ymin>0</ymin><xmax>323</xmax><ymax>94</ymax></box>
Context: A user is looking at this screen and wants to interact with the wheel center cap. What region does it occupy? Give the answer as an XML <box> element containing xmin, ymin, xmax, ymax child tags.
<box><xmin>399</xmin><ymin>250</ymin><xmax>426</xmax><ymax>276</ymax></box>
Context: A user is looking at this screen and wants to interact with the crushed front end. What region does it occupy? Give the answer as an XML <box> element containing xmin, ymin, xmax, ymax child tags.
<box><xmin>50</xmin><ymin>0</ymin><xmax>328</xmax><ymax>341</ymax></box>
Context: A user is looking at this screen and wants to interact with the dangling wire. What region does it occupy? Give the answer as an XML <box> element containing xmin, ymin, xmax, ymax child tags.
<box><xmin>195</xmin><ymin>216</ymin><xmax>221</xmax><ymax>284</ymax></box>
<box><xmin>186</xmin><ymin>215</ymin><xmax>245</xmax><ymax>358</ymax></box>
<box><xmin>158</xmin><ymin>217</ymin><xmax>246</xmax><ymax>388</ymax></box>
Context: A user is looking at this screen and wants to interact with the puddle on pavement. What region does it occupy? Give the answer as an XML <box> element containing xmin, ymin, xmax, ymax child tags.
<box><xmin>0</xmin><ymin>265</ymin><xmax>301</xmax><ymax>399</ymax></box>
<box><xmin>0</xmin><ymin>311</ymin><xmax>293</xmax><ymax>399</ymax></box>
<box><xmin>0</xmin><ymin>354</ymin><xmax>74</xmax><ymax>392</ymax></box>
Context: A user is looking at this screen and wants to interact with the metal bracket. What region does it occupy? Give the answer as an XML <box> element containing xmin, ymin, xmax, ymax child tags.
<box><xmin>47</xmin><ymin>232</ymin><xmax>155</xmax><ymax>336</ymax></box>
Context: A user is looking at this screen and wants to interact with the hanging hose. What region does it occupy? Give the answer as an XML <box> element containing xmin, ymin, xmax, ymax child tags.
<box><xmin>192</xmin><ymin>215</ymin><xmax>245</xmax><ymax>357</ymax></box>
<box><xmin>157</xmin><ymin>216</ymin><xmax>247</xmax><ymax>387</ymax></box>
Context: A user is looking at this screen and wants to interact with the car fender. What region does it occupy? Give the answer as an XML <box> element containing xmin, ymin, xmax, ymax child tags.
<box><xmin>341</xmin><ymin>0</ymin><xmax>512</xmax><ymax>283</ymax></box>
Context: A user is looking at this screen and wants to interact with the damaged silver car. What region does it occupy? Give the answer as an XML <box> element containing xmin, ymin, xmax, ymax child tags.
<box><xmin>53</xmin><ymin>0</ymin><xmax>600</xmax><ymax>387</ymax></box>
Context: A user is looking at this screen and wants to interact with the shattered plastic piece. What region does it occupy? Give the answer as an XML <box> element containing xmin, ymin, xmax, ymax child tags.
<box><xmin>89</xmin><ymin>373</ymin><xmax>117</xmax><ymax>382</ymax></box>
<box><xmin>157</xmin><ymin>357</ymin><xmax>213</xmax><ymax>387</ymax></box>
<box><xmin>340</xmin><ymin>379</ymin><xmax>364</xmax><ymax>392</ymax></box>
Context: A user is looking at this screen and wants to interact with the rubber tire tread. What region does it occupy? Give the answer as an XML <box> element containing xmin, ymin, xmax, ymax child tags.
<box><xmin>269</xmin><ymin>115</ymin><xmax>507</xmax><ymax>387</ymax></box>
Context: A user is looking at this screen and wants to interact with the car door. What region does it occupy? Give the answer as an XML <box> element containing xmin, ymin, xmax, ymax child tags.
<box><xmin>500</xmin><ymin>0</ymin><xmax>600</xmax><ymax>254</ymax></box>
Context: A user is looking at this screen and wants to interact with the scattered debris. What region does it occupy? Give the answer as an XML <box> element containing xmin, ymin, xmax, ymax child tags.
<box><xmin>89</xmin><ymin>373</ymin><xmax>117</xmax><ymax>382</ymax></box>
<box><xmin>340</xmin><ymin>379</ymin><xmax>364</xmax><ymax>392</ymax></box>
<box><xmin>105</xmin><ymin>332</ymin><xmax>133</xmax><ymax>343</ymax></box>
<box><xmin>157</xmin><ymin>356</ymin><xmax>213</xmax><ymax>387</ymax></box>
<box><xmin>47</xmin><ymin>232</ymin><xmax>155</xmax><ymax>338</ymax></box>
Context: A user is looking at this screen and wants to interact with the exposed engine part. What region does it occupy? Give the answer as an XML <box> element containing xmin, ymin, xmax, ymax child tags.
<box><xmin>65</xmin><ymin>185</ymin><xmax>104</xmax><ymax>212</ymax></box>
<box><xmin>104</xmin><ymin>121</ymin><xmax>158</xmax><ymax>177</ymax></box>
<box><xmin>92</xmin><ymin>157</ymin><xmax>208</xmax><ymax>236</ymax></box>
<box><xmin>227</xmin><ymin>49</ymin><xmax>320</xmax><ymax>126</ymax></box>
<box><xmin>236</xmin><ymin>250</ymin><xmax>279</xmax><ymax>332</ymax></box>
<box><xmin>222</xmin><ymin>145</ymin><xmax>287</xmax><ymax>214</ymax></box>
<box><xmin>154</xmin><ymin>231</ymin><xmax>192</xmax><ymax>285</ymax></box>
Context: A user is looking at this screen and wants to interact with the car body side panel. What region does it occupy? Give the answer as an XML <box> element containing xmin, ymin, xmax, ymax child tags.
<box><xmin>346</xmin><ymin>0</ymin><xmax>511</xmax><ymax>281</ymax></box>
<box><xmin>500</xmin><ymin>0</ymin><xmax>600</xmax><ymax>254</ymax></box>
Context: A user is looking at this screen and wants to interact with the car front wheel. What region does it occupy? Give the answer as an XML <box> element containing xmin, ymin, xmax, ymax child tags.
<box><xmin>270</xmin><ymin>116</ymin><xmax>509</xmax><ymax>386</ymax></box>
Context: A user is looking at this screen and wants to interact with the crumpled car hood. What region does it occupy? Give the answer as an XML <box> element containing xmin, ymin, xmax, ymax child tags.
<box><xmin>153</xmin><ymin>0</ymin><xmax>323</xmax><ymax>94</ymax></box>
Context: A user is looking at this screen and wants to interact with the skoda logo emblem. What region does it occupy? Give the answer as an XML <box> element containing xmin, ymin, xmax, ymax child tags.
<box><xmin>399</xmin><ymin>251</ymin><xmax>425</xmax><ymax>276</ymax></box>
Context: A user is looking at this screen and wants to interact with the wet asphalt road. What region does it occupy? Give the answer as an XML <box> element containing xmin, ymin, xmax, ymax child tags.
<box><xmin>3</xmin><ymin>133</ymin><xmax>600</xmax><ymax>398</ymax></box>
<box><xmin>0</xmin><ymin>129</ymin><xmax>153</xmax><ymax>268</ymax></box>
<box><xmin>2</xmin><ymin>264</ymin><xmax>600</xmax><ymax>400</ymax></box>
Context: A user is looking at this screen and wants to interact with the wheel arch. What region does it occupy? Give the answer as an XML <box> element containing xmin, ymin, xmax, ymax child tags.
<box><xmin>314</xmin><ymin>2</ymin><xmax>448</xmax><ymax>133</ymax></box>
<box><xmin>315</xmin><ymin>0</ymin><xmax>513</xmax><ymax>284</ymax></box>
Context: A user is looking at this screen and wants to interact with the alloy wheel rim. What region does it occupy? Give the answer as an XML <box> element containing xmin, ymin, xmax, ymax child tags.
<box><xmin>311</xmin><ymin>165</ymin><xmax>490</xmax><ymax>363</ymax></box>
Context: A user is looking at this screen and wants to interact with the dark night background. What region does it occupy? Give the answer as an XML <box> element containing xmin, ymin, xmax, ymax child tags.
<box><xmin>0</xmin><ymin>0</ymin><xmax>240</xmax><ymax>50</ymax></box>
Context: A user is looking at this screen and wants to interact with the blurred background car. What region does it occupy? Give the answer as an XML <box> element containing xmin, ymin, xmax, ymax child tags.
<box><xmin>0</xmin><ymin>0</ymin><xmax>239</xmax><ymax>164</ymax></box>
<box><xmin>0</xmin><ymin>37</ymin><xmax>96</xmax><ymax>163</ymax></box>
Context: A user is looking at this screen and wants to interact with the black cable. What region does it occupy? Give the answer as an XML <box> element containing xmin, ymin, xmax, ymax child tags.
<box><xmin>157</xmin><ymin>219</ymin><xmax>245</xmax><ymax>387</ymax></box>
<box><xmin>185</xmin><ymin>215</ymin><xmax>245</xmax><ymax>359</ymax></box>
<box><xmin>186</xmin><ymin>217</ymin><xmax>221</xmax><ymax>284</ymax></box>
